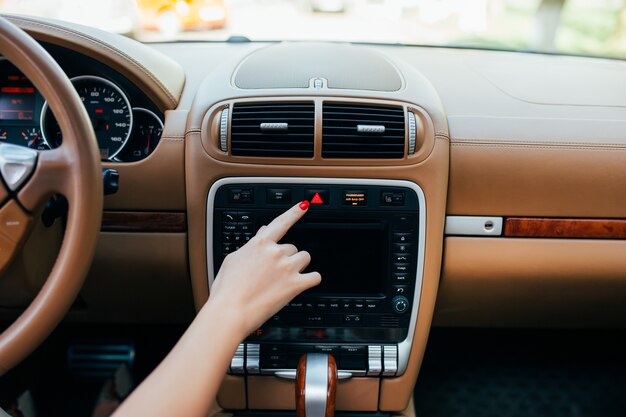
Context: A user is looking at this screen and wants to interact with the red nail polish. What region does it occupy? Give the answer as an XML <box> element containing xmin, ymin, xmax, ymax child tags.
<box><xmin>299</xmin><ymin>200</ymin><xmax>310</xmax><ymax>210</ymax></box>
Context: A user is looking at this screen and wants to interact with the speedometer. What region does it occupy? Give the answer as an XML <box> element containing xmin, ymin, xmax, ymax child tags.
<box><xmin>40</xmin><ymin>75</ymin><xmax>133</xmax><ymax>160</ymax></box>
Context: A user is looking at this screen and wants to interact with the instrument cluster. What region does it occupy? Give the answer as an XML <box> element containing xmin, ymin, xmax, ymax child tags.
<box><xmin>0</xmin><ymin>59</ymin><xmax>163</xmax><ymax>162</ymax></box>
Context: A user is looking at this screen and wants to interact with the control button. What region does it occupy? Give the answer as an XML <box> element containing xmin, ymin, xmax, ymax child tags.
<box><xmin>341</xmin><ymin>346</ymin><xmax>367</xmax><ymax>370</ymax></box>
<box><xmin>223</xmin><ymin>212</ymin><xmax>237</xmax><ymax>222</ymax></box>
<box><xmin>393</xmin><ymin>243</ymin><xmax>411</xmax><ymax>253</ymax></box>
<box><xmin>267</xmin><ymin>188</ymin><xmax>292</xmax><ymax>204</ymax></box>
<box><xmin>289</xmin><ymin>301</ymin><xmax>304</xmax><ymax>309</ymax></box>
<box><xmin>393</xmin><ymin>263</ymin><xmax>410</xmax><ymax>274</ymax></box>
<box><xmin>393</xmin><ymin>233</ymin><xmax>413</xmax><ymax>243</ymax></box>
<box><xmin>341</xmin><ymin>300</ymin><xmax>352</xmax><ymax>310</ymax></box>
<box><xmin>391</xmin><ymin>296</ymin><xmax>410</xmax><ymax>314</ymax></box>
<box><xmin>315</xmin><ymin>345</ymin><xmax>340</xmax><ymax>355</ymax></box>
<box><xmin>304</xmin><ymin>189</ymin><xmax>329</xmax><ymax>205</ymax></box>
<box><xmin>222</xmin><ymin>232</ymin><xmax>233</xmax><ymax>243</ymax></box>
<box><xmin>381</xmin><ymin>190</ymin><xmax>405</xmax><ymax>206</ymax></box>
<box><xmin>341</xmin><ymin>345</ymin><xmax>366</xmax><ymax>355</ymax></box>
<box><xmin>392</xmin><ymin>215</ymin><xmax>415</xmax><ymax>231</ymax></box>
<box><xmin>267</xmin><ymin>345</ymin><xmax>284</xmax><ymax>354</ymax></box>
<box><xmin>392</xmin><ymin>285</ymin><xmax>409</xmax><ymax>295</ymax></box>
<box><xmin>353</xmin><ymin>300</ymin><xmax>365</xmax><ymax>310</ymax></box>
<box><xmin>392</xmin><ymin>273</ymin><xmax>410</xmax><ymax>284</ymax></box>
<box><xmin>365</xmin><ymin>300</ymin><xmax>380</xmax><ymax>311</ymax></box>
<box><xmin>243</xmin><ymin>233</ymin><xmax>253</xmax><ymax>242</ymax></box>
<box><xmin>342</xmin><ymin>355</ymin><xmax>367</xmax><ymax>370</ymax></box>
<box><xmin>230</xmin><ymin>343</ymin><xmax>245</xmax><ymax>374</ymax></box>
<box><xmin>392</xmin><ymin>253</ymin><xmax>411</xmax><ymax>263</ymax></box>
<box><xmin>246</xmin><ymin>344</ymin><xmax>260</xmax><ymax>374</ymax></box>
<box><xmin>343</xmin><ymin>314</ymin><xmax>361</xmax><ymax>323</ymax></box>
<box><xmin>342</xmin><ymin>190</ymin><xmax>367</xmax><ymax>206</ymax></box>
<box><xmin>239</xmin><ymin>222</ymin><xmax>253</xmax><ymax>232</ymax></box>
<box><xmin>329</xmin><ymin>300</ymin><xmax>341</xmax><ymax>310</ymax></box>
<box><xmin>305</xmin><ymin>314</ymin><xmax>324</xmax><ymax>324</ymax></box>
<box><xmin>234</xmin><ymin>244</ymin><xmax>242</xmax><ymax>251</ymax></box>
<box><xmin>223</xmin><ymin>222</ymin><xmax>237</xmax><ymax>232</ymax></box>
<box><xmin>233</xmin><ymin>232</ymin><xmax>243</xmax><ymax>243</ymax></box>
<box><xmin>223</xmin><ymin>243</ymin><xmax>234</xmax><ymax>254</ymax></box>
<box><xmin>304</xmin><ymin>301</ymin><xmax>315</xmax><ymax>310</ymax></box>
<box><xmin>316</xmin><ymin>302</ymin><xmax>328</xmax><ymax>310</ymax></box>
<box><xmin>238</xmin><ymin>212</ymin><xmax>253</xmax><ymax>222</ymax></box>
<box><xmin>229</xmin><ymin>188</ymin><xmax>253</xmax><ymax>203</ymax></box>
<box><xmin>383</xmin><ymin>345</ymin><xmax>398</xmax><ymax>376</ymax></box>
<box><xmin>367</xmin><ymin>346</ymin><xmax>382</xmax><ymax>376</ymax></box>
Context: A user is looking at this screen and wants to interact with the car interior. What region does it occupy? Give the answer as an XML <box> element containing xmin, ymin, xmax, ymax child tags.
<box><xmin>0</xmin><ymin>4</ymin><xmax>625</xmax><ymax>417</ymax></box>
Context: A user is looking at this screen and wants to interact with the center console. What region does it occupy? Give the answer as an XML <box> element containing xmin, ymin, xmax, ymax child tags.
<box><xmin>207</xmin><ymin>177</ymin><xmax>426</xmax><ymax>378</ymax></box>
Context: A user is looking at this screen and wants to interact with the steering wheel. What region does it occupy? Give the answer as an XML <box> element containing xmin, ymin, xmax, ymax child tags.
<box><xmin>0</xmin><ymin>16</ymin><xmax>102</xmax><ymax>374</ymax></box>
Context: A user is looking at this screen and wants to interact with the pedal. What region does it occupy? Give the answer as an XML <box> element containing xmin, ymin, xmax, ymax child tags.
<box><xmin>67</xmin><ymin>340</ymin><xmax>135</xmax><ymax>380</ymax></box>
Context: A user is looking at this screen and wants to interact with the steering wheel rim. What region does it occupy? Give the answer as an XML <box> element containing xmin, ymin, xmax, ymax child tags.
<box><xmin>0</xmin><ymin>16</ymin><xmax>102</xmax><ymax>374</ymax></box>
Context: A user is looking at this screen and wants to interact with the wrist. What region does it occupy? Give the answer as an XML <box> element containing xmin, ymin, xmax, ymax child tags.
<box><xmin>200</xmin><ymin>293</ymin><xmax>250</xmax><ymax>342</ymax></box>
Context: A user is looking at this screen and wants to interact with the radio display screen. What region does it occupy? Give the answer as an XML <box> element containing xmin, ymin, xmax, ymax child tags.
<box><xmin>282</xmin><ymin>223</ymin><xmax>386</xmax><ymax>296</ymax></box>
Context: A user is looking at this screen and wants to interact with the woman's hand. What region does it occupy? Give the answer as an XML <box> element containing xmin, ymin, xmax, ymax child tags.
<box><xmin>208</xmin><ymin>200</ymin><xmax>321</xmax><ymax>338</ymax></box>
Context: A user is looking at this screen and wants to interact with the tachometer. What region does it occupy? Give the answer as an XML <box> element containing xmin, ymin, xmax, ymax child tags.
<box><xmin>40</xmin><ymin>75</ymin><xmax>133</xmax><ymax>160</ymax></box>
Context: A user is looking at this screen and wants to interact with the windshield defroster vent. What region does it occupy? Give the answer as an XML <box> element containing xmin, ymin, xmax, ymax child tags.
<box><xmin>322</xmin><ymin>103</ymin><xmax>405</xmax><ymax>159</ymax></box>
<box><xmin>230</xmin><ymin>102</ymin><xmax>314</xmax><ymax>157</ymax></box>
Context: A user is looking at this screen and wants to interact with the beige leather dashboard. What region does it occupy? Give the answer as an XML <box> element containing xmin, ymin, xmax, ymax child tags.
<box><xmin>0</xmin><ymin>14</ymin><xmax>625</xmax><ymax>414</ymax></box>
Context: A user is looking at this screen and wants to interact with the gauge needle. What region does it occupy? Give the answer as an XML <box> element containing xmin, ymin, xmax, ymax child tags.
<box><xmin>29</xmin><ymin>134</ymin><xmax>41</xmax><ymax>147</ymax></box>
<box><xmin>146</xmin><ymin>133</ymin><xmax>151</xmax><ymax>153</ymax></box>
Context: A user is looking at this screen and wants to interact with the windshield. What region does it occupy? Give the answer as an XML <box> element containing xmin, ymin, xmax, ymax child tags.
<box><xmin>2</xmin><ymin>0</ymin><xmax>625</xmax><ymax>59</ymax></box>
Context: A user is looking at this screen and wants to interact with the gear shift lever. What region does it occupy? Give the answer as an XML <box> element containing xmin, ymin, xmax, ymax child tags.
<box><xmin>296</xmin><ymin>353</ymin><xmax>337</xmax><ymax>417</ymax></box>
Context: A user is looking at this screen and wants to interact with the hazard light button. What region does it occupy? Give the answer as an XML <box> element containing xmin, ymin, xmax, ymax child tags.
<box><xmin>304</xmin><ymin>189</ymin><xmax>330</xmax><ymax>205</ymax></box>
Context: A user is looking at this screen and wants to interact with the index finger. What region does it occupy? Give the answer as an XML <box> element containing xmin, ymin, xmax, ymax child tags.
<box><xmin>259</xmin><ymin>200</ymin><xmax>309</xmax><ymax>242</ymax></box>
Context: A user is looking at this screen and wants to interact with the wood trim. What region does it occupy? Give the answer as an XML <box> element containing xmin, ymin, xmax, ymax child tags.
<box><xmin>504</xmin><ymin>217</ymin><xmax>626</xmax><ymax>239</ymax></box>
<box><xmin>101</xmin><ymin>211</ymin><xmax>186</xmax><ymax>233</ymax></box>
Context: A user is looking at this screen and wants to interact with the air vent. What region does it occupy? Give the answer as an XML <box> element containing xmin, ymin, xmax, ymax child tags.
<box><xmin>230</xmin><ymin>102</ymin><xmax>314</xmax><ymax>157</ymax></box>
<box><xmin>322</xmin><ymin>103</ymin><xmax>405</xmax><ymax>159</ymax></box>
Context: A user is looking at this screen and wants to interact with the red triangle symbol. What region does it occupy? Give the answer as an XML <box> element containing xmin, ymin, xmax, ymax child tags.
<box><xmin>310</xmin><ymin>192</ymin><xmax>324</xmax><ymax>205</ymax></box>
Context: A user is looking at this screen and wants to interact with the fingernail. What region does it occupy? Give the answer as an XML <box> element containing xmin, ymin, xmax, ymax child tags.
<box><xmin>299</xmin><ymin>200</ymin><xmax>310</xmax><ymax>210</ymax></box>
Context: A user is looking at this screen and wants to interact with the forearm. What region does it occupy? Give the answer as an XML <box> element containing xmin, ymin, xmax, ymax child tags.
<box><xmin>112</xmin><ymin>298</ymin><xmax>245</xmax><ymax>417</ymax></box>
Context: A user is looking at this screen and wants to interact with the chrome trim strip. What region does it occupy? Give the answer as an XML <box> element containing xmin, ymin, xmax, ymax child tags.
<box><xmin>230</xmin><ymin>343</ymin><xmax>245</xmax><ymax>374</ymax></box>
<box><xmin>356</xmin><ymin>124</ymin><xmax>385</xmax><ymax>134</ymax></box>
<box><xmin>407</xmin><ymin>112</ymin><xmax>416</xmax><ymax>154</ymax></box>
<box><xmin>219</xmin><ymin>108</ymin><xmax>229</xmax><ymax>152</ymax></box>
<box><xmin>445</xmin><ymin>216</ymin><xmax>503</xmax><ymax>236</ymax></box>
<box><xmin>246</xmin><ymin>343</ymin><xmax>260</xmax><ymax>374</ymax></box>
<box><xmin>367</xmin><ymin>345</ymin><xmax>382</xmax><ymax>376</ymax></box>
<box><xmin>260</xmin><ymin>122</ymin><xmax>288</xmax><ymax>131</ymax></box>
<box><xmin>206</xmin><ymin>177</ymin><xmax>427</xmax><ymax>376</ymax></box>
<box><xmin>382</xmin><ymin>345</ymin><xmax>398</xmax><ymax>376</ymax></box>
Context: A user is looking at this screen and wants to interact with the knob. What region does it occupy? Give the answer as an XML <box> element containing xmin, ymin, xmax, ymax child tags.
<box><xmin>391</xmin><ymin>296</ymin><xmax>409</xmax><ymax>314</ymax></box>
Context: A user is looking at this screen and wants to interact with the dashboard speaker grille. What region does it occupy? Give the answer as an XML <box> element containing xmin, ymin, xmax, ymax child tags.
<box><xmin>230</xmin><ymin>102</ymin><xmax>314</xmax><ymax>157</ymax></box>
<box><xmin>322</xmin><ymin>103</ymin><xmax>405</xmax><ymax>159</ymax></box>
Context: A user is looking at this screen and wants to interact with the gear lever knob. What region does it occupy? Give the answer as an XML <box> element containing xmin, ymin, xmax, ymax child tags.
<box><xmin>296</xmin><ymin>353</ymin><xmax>337</xmax><ymax>417</ymax></box>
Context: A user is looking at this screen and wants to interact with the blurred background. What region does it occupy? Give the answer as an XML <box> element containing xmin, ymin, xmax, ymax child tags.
<box><xmin>1</xmin><ymin>0</ymin><xmax>626</xmax><ymax>59</ymax></box>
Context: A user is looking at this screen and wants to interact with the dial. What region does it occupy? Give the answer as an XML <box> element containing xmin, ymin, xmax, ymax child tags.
<box><xmin>21</xmin><ymin>127</ymin><xmax>47</xmax><ymax>150</ymax></box>
<box><xmin>41</xmin><ymin>75</ymin><xmax>133</xmax><ymax>160</ymax></box>
<box><xmin>116</xmin><ymin>108</ymin><xmax>163</xmax><ymax>162</ymax></box>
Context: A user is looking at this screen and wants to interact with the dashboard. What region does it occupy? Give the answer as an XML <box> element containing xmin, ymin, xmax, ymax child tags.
<box><xmin>0</xmin><ymin>12</ymin><xmax>625</xmax><ymax>415</ymax></box>
<box><xmin>0</xmin><ymin>47</ymin><xmax>163</xmax><ymax>162</ymax></box>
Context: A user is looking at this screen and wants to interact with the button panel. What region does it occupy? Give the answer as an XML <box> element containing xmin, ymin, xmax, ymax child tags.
<box><xmin>214</xmin><ymin>183</ymin><xmax>420</xmax><ymax>377</ymax></box>
<box><xmin>218</xmin><ymin>212</ymin><xmax>258</xmax><ymax>256</ymax></box>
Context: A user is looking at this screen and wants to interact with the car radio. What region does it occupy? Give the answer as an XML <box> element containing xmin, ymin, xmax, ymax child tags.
<box><xmin>207</xmin><ymin>178</ymin><xmax>426</xmax><ymax>377</ymax></box>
